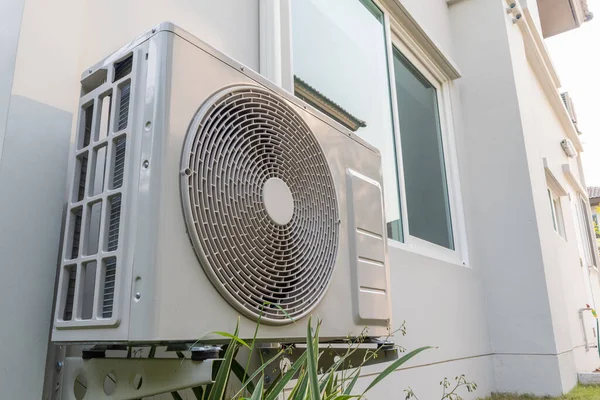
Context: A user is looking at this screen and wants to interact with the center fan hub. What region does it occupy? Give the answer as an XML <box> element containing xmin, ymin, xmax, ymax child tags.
<box><xmin>262</xmin><ymin>177</ymin><xmax>294</xmax><ymax>225</ymax></box>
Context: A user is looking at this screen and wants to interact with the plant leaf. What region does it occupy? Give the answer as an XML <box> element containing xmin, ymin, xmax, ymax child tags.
<box><xmin>362</xmin><ymin>346</ymin><xmax>432</xmax><ymax>395</ymax></box>
<box><xmin>306</xmin><ymin>317</ymin><xmax>321</xmax><ymax>400</ymax></box>
<box><xmin>342</xmin><ymin>367</ymin><xmax>361</xmax><ymax>396</ymax></box>
<box><xmin>265</xmin><ymin>302</ymin><xmax>296</xmax><ymax>323</ymax></box>
<box><xmin>250</xmin><ymin>376</ymin><xmax>265</xmax><ymax>400</ymax></box>
<box><xmin>243</xmin><ymin>313</ymin><xmax>263</xmax><ymax>391</ymax></box>
<box><xmin>231</xmin><ymin>350</ymin><xmax>285</xmax><ymax>399</ymax></box>
<box><xmin>231</xmin><ymin>359</ymin><xmax>255</xmax><ymax>393</ymax></box>
<box><xmin>287</xmin><ymin>369</ymin><xmax>306</xmax><ymax>400</ymax></box>
<box><xmin>289</xmin><ymin>369</ymin><xmax>309</xmax><ymax>400</ymax></box>
<box><xmin>212</xmin><ymin>331</ymin><xmax>251</xmax><ymax>349</ymax></box>
<box><xmin>208</xmin><ymin>324</ymin><xmax>242</xmax><ymax>400</ymax></box>
<box><xmin>334</xmin><ymin>373</ymin><xmax>339</xmax><ymax>391</ymax></box>
<box><xmin>321</xmin><ymin>370</ymin><xmax>334</xmax><ymax>395</ymax></box>
<box><xmin>320</xmin><ymin>345</ymin><xmax>362</xmax><ymax>384</ymax></box>
<box><xmin>264</xmin><ymin>351</ymin><xmax>308</xmax><ymax>400</ymax></box>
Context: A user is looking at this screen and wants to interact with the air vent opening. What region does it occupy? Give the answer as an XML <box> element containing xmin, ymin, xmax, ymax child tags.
<box><xmin>81</xmin><ymin>261</ymin><xmax>97</xmax><ymax>320</ymax></box>
<box><xmin>84</xmin><ymin>201</ymin><xmax>102</xmax><ymax>256</ymax></box>
<box><xmin>101</xmin><ymin>257</ymin><xmax>117</xmax><ymax>319</ymax></box>
<box><xmin>115</xmin><ymin>80</ymin><xmax>131</xmax><ymax>132</ymax></box>
<box><xmin>79</xmin><ymin>103</ymin><xmax>94</xmax><ymax>149</ymax></box>
<box><xmin>81</xmin><ymin>68</ymin><xmax>108</xmax><ymax>96</ymax></box>
<box><xmin>90</xmin><ymin>145</ymin><xmax>107</xmax><ymax>197</ymax></box>
<box><xmin>68</xmin><ymin>207</ymin><xmax>83</xmax><ymax>259</ymax></box>
<box><xmin>105</xmin><ymin>194</ymin><xmax>122</xmax><ymax>252</ymax></box>
<box><xmin>74</xmin><ymin>152</ymin><xmax>89</xmax><ymax>202</ymax></box>
<box><xmin>110</xmin><ymin>136</ymin><xmax>126</xmax><ymax>190</ymax></box>
<box><xmin>181</xmin><ymin>86</ymin><xmax>339</xmax><ymax>324</ymax></box>
<box><xmin>113</xmin><ymin>54</ymin><xmax>133</xmax><ymax>82</ymax></box>
<box><xmin>62</xmin><ymin>265</ymin><xmax>77</xmax><ymax>321</ymax></box>
<box><xmin>97</xmin><ymin>92</ymin><xmax>113</xmax><ymax>141</ymax></box>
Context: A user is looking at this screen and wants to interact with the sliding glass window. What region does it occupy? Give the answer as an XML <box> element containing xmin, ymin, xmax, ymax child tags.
<box><xmin>291</xmin><ymin>0</ymin><xmax>403</xmax><ymax>241</ymax></box>
<box><xmin>392</xmin><ymin>49</ymin><xmax>454</xmax><ymax>250</ymax></box>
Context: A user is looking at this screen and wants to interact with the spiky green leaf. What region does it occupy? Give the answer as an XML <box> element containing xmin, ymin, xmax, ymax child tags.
<box><xmin>208</xmin><ymin>324</ymin><xmax>242</xmax><ymax>400</ymax></box>
<box><xmin>212</xmin><ymin>331</ymin><xmax>250</xmax><ymax>349</ymax></box>
<box><xmin>231</xmin><ymin>359</ymin><xmax>255</xmax><ymax>394</ymax></box>
<box><xmin>231</xmin><ymin>350</ymin><xmax>285</xmax><ymax>399</ymax></box>
<box><xmin>264</xmin><ymin>351</ymin><xmax>308</xmax><ymax>400</ymax></box>
<box><xmin>287</xmin><ymin>369</ymin><xmax>306</xmax><ymax>400</ymax></box>
<box><xmin>362</xmin><ymin>346</ymin><xmax>432</xmax><ymax>394</ymax></box>
<box><xmin>343</xmin><ymin>368</ymin><xmax>361</xmax><ymax>395</ymax></box>
<box><xmin>250</xmin><ymin>376</ymin><xmax>265</xmax><ymax>400</ymax></box>
<box><xmin>306</xmin><ymin>317</ymin><xmax>321</xmax><ymax>400</ymax></box>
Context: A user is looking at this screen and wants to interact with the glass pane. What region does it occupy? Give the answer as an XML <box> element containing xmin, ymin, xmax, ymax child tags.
<box><xmin>580</xmin><ymin>197</ymin><xmax>596</xmax><ymax>265</ymax></box>
<box><xmin>292</xmin><ymin>0</ymin><xmax>403</xmax><ymax>241</ymax></box>
<box><xmin>392</xmin><ymin>48</ymin><xmax>454</xmax><ymax>249</ymax></box>
<box><xmin>548</xmin><ymin>189</ymin><xmax>558</xmax><ymax>231</ymax></box>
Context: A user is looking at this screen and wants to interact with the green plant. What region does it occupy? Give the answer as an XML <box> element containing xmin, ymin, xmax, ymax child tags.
<box><xmin>176</xmin><ymin>316</ymin><xmax>476</xmax><ymax>400</ymax></box>
<box><xmin>405</xmin><ymin>375</ymin><xmax>478</xmax><ymax>400</ymax></box>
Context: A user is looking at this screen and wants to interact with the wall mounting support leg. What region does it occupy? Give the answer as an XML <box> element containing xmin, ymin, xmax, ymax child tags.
<box><xmin>60</xmin><ymin>356</ymin><xmax>215</xmax><ymax>400</ymax></box>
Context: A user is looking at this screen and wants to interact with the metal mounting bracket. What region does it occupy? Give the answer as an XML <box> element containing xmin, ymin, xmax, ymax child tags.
<box><xmin>60</xmin><ymin>356</ymin><xmax>215</xmax><ymax>400</ymax></box>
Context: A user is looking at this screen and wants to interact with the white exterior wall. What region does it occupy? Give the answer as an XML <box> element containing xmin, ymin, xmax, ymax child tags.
<box><xmin>0</xmin><ymin>0</ymin><xmax>598</xmax><ymax>399</ymax></box>
<box><xmin>511</xmin><ymin>27</ymin><xmax>600</xmax><ymax>374</ymax></box>
<box><xmin>448</xmin><ymin>0</ymin><xmax>568</xmax><ymax>395</ymax></box>
<box><xmin>400</xmin><ymin>0</ymin><xmax>455</xmax><ymax>60</ymax></box>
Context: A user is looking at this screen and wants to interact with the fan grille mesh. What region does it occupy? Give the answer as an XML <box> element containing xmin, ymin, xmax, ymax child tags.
<box><xmin>181</xmin><ymin>86</ymin><xmax>339</xmax><ymax>324</ymax></box>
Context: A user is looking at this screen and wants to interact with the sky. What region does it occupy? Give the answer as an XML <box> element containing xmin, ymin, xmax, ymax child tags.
<box><xmin>546</xmin><ymin>0</ymin><xmax>600</xmax><ymax>186</ymax></box>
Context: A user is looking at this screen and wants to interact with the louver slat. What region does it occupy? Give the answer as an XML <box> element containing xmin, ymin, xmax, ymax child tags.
<box><xmin>71</xmin><ymin>209</ymin><xmax>83</xmax><ymax>259</ymax></box>
<box><xmin>82</xmin><ymin>106</ymin><xmax>93</xmax><ymax>148</ymax></box>
<box><xmin>114</xmin><ymin>55</ymin><xmax>133</xmax><ymax>81</ymax></box>
<box><xmin>102</xmin><ymin>258</ymin><xmax>117</xmax><ymax>318</ymax></box>
<box><xmin>77</xmin><ymin>154</ymin><xmax>88</xmax><ymax>201</ymax></box>
<box><xmin>112</xmin><ymin>137</ymin><xmax>126</xmax><ymax>189</ymax></box>
<box><xmin>107</xmin><ymin>195</ymin><xmax>121</xmax><ymax>251</ymax></box>
<box><xmin>63</xmin><ymin>267</ymin><xmax>77</xmax><ymax>321</ymax></box>
<box><xmin>117</xmin><ymin>84</ymin><xmax>130</xmax><ymax>131</ymax></box>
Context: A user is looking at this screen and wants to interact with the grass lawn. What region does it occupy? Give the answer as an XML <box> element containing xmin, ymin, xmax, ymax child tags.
<box><xmin>479</xmin><ymin>385</ymin><xmax>600</xmax><ymax>399</ymax></box>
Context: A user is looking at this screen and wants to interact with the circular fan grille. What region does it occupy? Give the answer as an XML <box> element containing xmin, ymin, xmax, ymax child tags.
<box><xmin>180</xmin><ymin>85</ymin><xmax>339</xmax><ymax>324</ymax></box>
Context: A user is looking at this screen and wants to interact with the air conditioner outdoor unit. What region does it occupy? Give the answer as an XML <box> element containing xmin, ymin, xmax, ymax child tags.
<box><xmin>561</xmin><ymin>91</ymin><xmax>581</xmax><ymax>134</ymax></box>
<box><xmin>51</xmin><ymin>23</ymin><xmax>392</xmax><ymax>345</ymax></box>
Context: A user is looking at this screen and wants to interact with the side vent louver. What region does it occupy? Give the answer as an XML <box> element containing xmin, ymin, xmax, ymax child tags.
<box><xmin>71</xmin><ymin>209</ymin><xmax>82</xmax><ymax>259</ymax></box>
<box><xmin>62</xmin><ymin>266</ymin><xmax>77</xmax><ymax>321</ymax></box>
<box><xmin>76</xmin><ymin>154</ymin><xmax>88</xmax><ymax>202</ymax></box>
<box><xmin>117</xmin><ymin>84</ymin><xmax>131</xmax><ymax>131</ymax></box>
<box><xmin>107</xmin><ymin>195</ymin><xmax>122</xmax><ymax>251</ymax></box>
<box><xmin>82</xmin><ymin>105</ymin><xmax>94</xmax><ymax>148</ymax></box>
<box><xmin>102</xmin><ymin>257</ymin><xmax>117</xmax><ymax>318</ymax></box>
<box><xmin>57</xmin><ymin>53</ymin><xmax>134</xmax><ymax>326</ymax></box>
<box><xmin>112</xmin><ymin>137</ymin><xmax>126</xmax><ymax>189</ymax></box>
<box><xmin>114</xmin><ymin>55</ymin><xmax>133</xmax><ymax>81</ymax></box>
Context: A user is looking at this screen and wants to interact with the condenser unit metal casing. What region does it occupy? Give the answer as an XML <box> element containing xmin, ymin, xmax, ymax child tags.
<box><xmin>52</xmin><ymin>23</ymin><xmax>392</xmax><ymax>344</ymax></box>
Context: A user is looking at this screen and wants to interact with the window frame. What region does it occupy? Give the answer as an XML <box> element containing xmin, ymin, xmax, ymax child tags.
<box><xmin>547</xmin><ymin>187</ymin><xmax>566</xmax><ymax>239</ymax></box>
<box><xmin>284</xmin><ymin>0</ymin><xmax>468</xmax><ymax>266</ymax></box>
<box><xmin>576</xmin><ymin>194</ymin><xmax>598</xmax><ymax>269</ymax></box>
<box><xmin>385</xmin><ymin>15</ymin><xmax>468</xmax><ymax>266</ymax></box>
